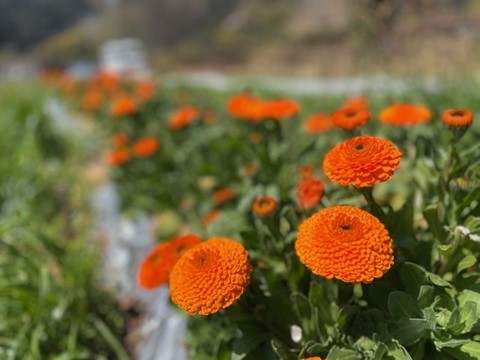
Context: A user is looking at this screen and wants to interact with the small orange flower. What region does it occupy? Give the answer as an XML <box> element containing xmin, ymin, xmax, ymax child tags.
<box><xmin>379</xmin><ymin>103</ymin><xmax>432</xmax><ymax>126</ymax></box>
<box><xmin>332</xmin><ymin>106</ymin><xmax>370</xmax><ymax>131</ymax></box>
<box><xmin>168</xmin><ymin>106</ymin><xmax>200</xmax><ymax>130</ymax></box>
<box><xmin>243</xmin><ymin>162</ymin><xmax>259</xmax><ymax>177</ymax></box>
<box><xmin>295</xmin><ymin>206</ymin><xmax>394</xmax><ymax>283</ymax></box>
<box><xmin>227</xmin><ymin>94</ymin><xmax>265</xmax><ymax>122</ymax></box>
<box><xmin>303</xmin><ymin>114</ymin><xmax>333</xmax><ymax>134</ymax></box>
<box><xmin>302</xmin><ymin>357</ymin><xmax>322</xmax><ymax>360</ymax></box>
<box><xmin>344</xmin><ymin>95</ymin><xmax>368</xmax><ymax>110</ymax></box>
<box><xmin>94</xmin><ymin>72</ymin><xmax>120</xmax><ymax>94</ymax></box>
<box><xmin>200</xmin><ymin>210</ymin><xmax>220</xmax><ymax>227</ymax></box>
<box><xmin>213</xmin><ymin>188</ymin><xmax>235</xmax><ymax>205</ymax></box>
<box><xmin>82</xmin><ymin>88</ymin><xmax>103</xmax><ymax>112</ymax></box>
<box><xmin>169</xmin><ymin>238</ymin><xmax>251</xmax><ymax>315</ymax></box>
<box><xmin>297</xmin><ymin>177</ymin><xmax>325</xmax><ymax>210</ymax></box>
<box><xmin>137</xmin><ymin>234</ymin><xmax>201</xmax><ymax>290</ymax></box>
<box><xmin>106</xmin><ymin>149</ymin><xmax>130</xmax><ymax>166</ymax></box>
<box><xmin>323</xmin><ymin>136</ymin><xmax>402</xmax><ymax>188</ymax></box>
<box><xmin>112</xmin><ymin>133</ymin><xmax>129</xmax><ymax>147</ymax></box>
<box><xmin>252</xmin><ymin>196</ymin><xmax>277</xmax><ymax>216</ymax></box>
<box><xmin>110</xmin><ymin>94</ymin><xmax>138</xmax><ymax>117</ymax></box>
<box><xmin>298</xmin><ymin>165</ymin><xmax>314</xmax><ymax>179</ymax></box>
<box><xmin>262</xmin><ymin>99</ymin><xmax>300</xmax><ymax>120</ymax></box>
<box><xmin>441</xmin><ymin>109</ymin><xmax>473</xmax><ymax>129</ymax></box>
<box><xmin>132</xmin><ymin>136</ymin><xmax>160</xmax><ymax>157</ymax></box>
<box><xmin>134</xmin><ymin>80</ymin><xmax>155</xmax><ymax>101</ymax></box>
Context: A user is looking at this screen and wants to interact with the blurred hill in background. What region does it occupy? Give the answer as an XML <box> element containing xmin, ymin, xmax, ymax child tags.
<box><xmin>2</xmin><ymin>0</ymin><xmax>480</xmax><ymax>77</ymax></box>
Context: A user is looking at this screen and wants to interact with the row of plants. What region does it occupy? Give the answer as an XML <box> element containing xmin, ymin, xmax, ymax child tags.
<box><xmin>0</xmin><ymin>82</ymin><xmax>128</xmax><ymax>359</ymax></box>
<box><xmin>48</xmin><ymin>71</ymin><xmax>480</xmax><ymax>359</ymax></box>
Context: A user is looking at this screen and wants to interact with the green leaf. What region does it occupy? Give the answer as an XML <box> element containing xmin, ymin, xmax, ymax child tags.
<box><xmin>385</xmin><ymin>339</ymin><xmax>413</xmax><ymax>359</ymax></box>
<box><xmin>418</xmin><ymin>285</ymin><xmax>434</xmax><ymax>309</ymax></box>
<box><xmin>423</xmin><ymin>205</ymin><xmax>448</xmax><ymax>241</ymax></box>
<box><xmin>400</xmin><ymin>262</ymin><xmax>429</xmax><ymax>298</ymax></box>
<box><xmin>388</xmin><ymin>291</ymin><xmax>422</xmax><ymax>320</ymax></box>
<box><xmin>326</xmin><ymin>346</ymin><xmax>362</xmax><ymax>360</ymax></box>
<box><xmin>389</xmin><ymin>318</ymin><xmax>430</xmax><ymax>346</ymax></box>
<box><xmin>428</xmin><ymin>273</ymin><xmax>453</xmax><ymax>288</ymax></box>
<box><xmin>232</xmin><ymin>332</ymin><xmax>272</xmax><ymax>360</ymax></box>
<box><xmin>443</xmin><ymin>341</ymin><xmax>480</xmax><ymax>360</ymax></box>
<box><xmin>459</xmin><ymin>301</ymin><xmax>478</xmax><ymax>333</ymax></box>
<box><xmin>457</xmin><ymin>254</ymin><xmax>477</xmax><ymax>274</ymax></box>
<box><xmin>458</xmin><ymin>290</ymin><xmax>480</xmax><ymax>317</ymax></box>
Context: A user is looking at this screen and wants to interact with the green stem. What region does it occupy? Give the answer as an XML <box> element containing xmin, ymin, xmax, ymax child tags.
<box><xmin>359</xmin><ymin>186</ymin><xmax>385</xmax><ymax>220</ymax></box>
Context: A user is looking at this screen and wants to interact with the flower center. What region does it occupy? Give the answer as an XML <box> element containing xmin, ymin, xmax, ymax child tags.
<box><xmin>340</xmin><ymin>224</ymin><xmax>352</xmax><ymax>231</ymax></box>
<box><xmin>345</xmin><ymin>111</ymin><xmax>357</xmax><ymax>118</ymax></box>
<box><xmin>354</xmin><ymin>144</ymin><xmax>365</xmax><ymax>151</ymax></box>
<box><xmin>450</xmin><ymin>110</ymin><xmax>465</xmax><ymax>117</ymax></box>
<box><xmin>176</xmin><ymin>245</ymin><xmax>185</xmax><ymax>255</ymax></box>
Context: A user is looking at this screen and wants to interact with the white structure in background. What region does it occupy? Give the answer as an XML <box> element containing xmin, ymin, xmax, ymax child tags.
<box><xmin>99</xmin><ymin>38</ymin><xmax>150</xmax><ymax>78</ymax></box>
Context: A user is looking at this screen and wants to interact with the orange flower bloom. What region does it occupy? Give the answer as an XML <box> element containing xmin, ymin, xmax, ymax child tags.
<box><xmin>302</xmin><ymin>357</ymin><xmax>322</xmax><ymax>360</ymax></box>
<box><xmin>243</xmin><ymin>162</ymin><xmax>259</xmax><ymax>177</ymax></box>
<box><xmin>379</xmin><ymin>103</ymin><xmax>432</xmax><ymax>126</ymax></box>
<box><xmin>132</xmin><ymin>136</ymin><xmax>160</xmax><ymax>157</ymax></box>
<box><xmin>135</xmin><ymin>80</ymin><xmax>155</xmax><ymax>101</ymax></box>
<box><xmin>303</xmin><ymin>114</ymin><xmax>333</xmax><ymax>134</ymax></box>
<box><xmin>252</xmin><ymin>196</ymin><xmax>277</xmax><ymax>216</ymax></box>
<box><xmin>169</xmin><ymin>238</ymin><xmax>251</xmax><ymax>315</ymax></box>
<box><xmin>297</xmin><ymin>177</ymin><xmax>325</xmax><ymax>210</ymax></box>
<box><xmin>200</xmin><ymin>210</ymin><xmax>220</xmax><ymax>227</ymax></box>
<box><xmin>295</xmin><ymin>206</ymin><xmax>394</xmax><ymax>283</ymax></box>
<box><xmin>110</xmin><ymin>94</ymin><xmax>138</xmax><ymax>117</ymax></box>
<box><xmin>82</xmin><ymin>88</ymin><xmax>103</xmax><ymax>112</ymax></box>
<box><xmin>298</xmin><ymin>165</ymin><xmax>314</xmax><ymax>179</ymax></box>
<box><xmin>441</xmin><ymin>109</ymin><xmax>473</xmax><ymax>129</ymax></box>
<box><xmin>213</xmin><ymin>188</ymin><xmax>235</xmax><ymax>205</ymax></box>
<box><xmin>106</xmin><ymin>149</ymin><xmax>130</xmax><ymax>166</ymax></box>
<box><xmin>344</xmin><ymin>95</ymin><xmax>368</xmax><ymax>110</ymax></box>
<box><xmin>137</xmin><ymin>234</ymin><xmax>201</xmax><ymax>290</ymax></box>
<box><xmin>168</xmin><ymin>106</ymin><xmax>199</xmax><ymax>130</ymax></box>
<box><xmin>94</xmin><ymin>72</ymin><xmax>120</xmax><ymax>94</ymax></box>
<box><xmin>262</xmin><ymin>99</ymin><xmax>300</xmax><ymax>120</ymax></box>
<box><xmin>112</xmin><ymin>132</ymin><xmax>128</xmax><ymax>147</ymax></box>
<box><xmin>323</xmin><ymin>136</ymin><xmax>402</xmax><ymax>187</ymax></box>
<box><xmin>227</xmin><ymin>94</ymin><xmax>265</xmax><ymax>122</ymax></box>
<box><xmin>332</xmin><ymin>106</ymin><xmax>370</xmax><ymax>131</ymax></box>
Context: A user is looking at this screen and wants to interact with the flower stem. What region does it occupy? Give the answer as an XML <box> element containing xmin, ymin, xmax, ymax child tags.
<box><xmin>359</xmin><ymin>186</ymin><xmax>385</xmax><ymax>220</ymax></box>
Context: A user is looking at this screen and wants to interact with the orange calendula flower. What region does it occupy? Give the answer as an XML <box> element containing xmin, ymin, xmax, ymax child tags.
<box><xmin>262</xmin><ymin>98</ymin><xmax>300</xmax><ymax>120</ymax></box>
<box><xmin>332</xmin><ymin>106</ymin><xmax>370</xmax><ymax>131</ymax></box>
<box><xmin>137</xmin><ymin>234</ymin><xmax>201</xmax><ymax>290</ymax></box>
<box><xmin>297</xmin><ymin>176</ymin><xmax>325</xmax><ymax>210</ymax></box>
<box><xmin>82</xmin><ymin>88</ymin><xmax>103</xmax><ymax>112</ymax></box>
<box><xmin>132</xmin><ymin>136</ymin><xmax>160</xmax><ymax>157</ymax></box>
<box><xmin>106</xmin><ymin>149</ymin><xmax>130</xmax><ymax>166</ymax></box>
<box><xmin>243</xmin><ymin>162</ymin><xmax>259</xmax><ymax>177</ymax></box>
<box><xmin>252</xmin><ymin>196</ymin><xmax>277</xmax><ymax>216</ymax></box>
<box><xmin>323</xmin><ymin>136</ymin><xmax>402</xmax><ymax>188</ymax></box>
<box><xmin>112</xmin><ymin>132</ymin><xmax>128</xmax><ymax>147</ymax></box>
<box><xmin>110</xmin><ymin>94</ymin><xmax>138</xmax><ymax>117</ymax></box>
<box><xmin>344</xmin><ymin>95</ymin><xmax>368</xmax><ymax>110</ymax></box>
<box><xmin>95</xmin><ymin>72</ymin><xmax>120</xmax><ymax>94</ymax></box>
<box><xmin>200</xmin><ymin>210</ymin><xmax>220</xmax><ymax>227</ymax></box>
<box><xmin>303</xmin><ymin>114</ymin><xmax>333</xmax><ymax>134</ymax></box>
<box><xmin>227</xmin><ymin>94</ymin><xmax>265</xmax><ymax>122</ymax></box>
<box><xmin>168</xmin><ymin>106</ymin><xmax>200</xmax><ymax>130</ymax></box>
<box><xmin>302</xmin><ymin>357</ymin><xmax>322</xmax><ymax>360</ymax></box>
<box><xmin>379</xmin><ymin>103</ymin><xmax>432</xmax><ymax>126</ymax></box>
<box><xmin>169</xmin><ymin>238</ymin><xmax>251</xmax><ymax>315</ymax></box>
<box><xmin>299</xmin><ymin>165</ymin><xmax>314</xmax><ymax>179</ymax></box>
<box><xmin>441</xmin><ymin>109</ymin><xmax>474</xmax><ymax>129</ymax></box>
<box><xmin>213</xmin><ymin>188</ymin><xmax>235</xmax><ymax>205</ymax></box>
<box><xmin>295</xmin><ymin>206</ymin><xmax>394</xmax><ymax>283</ymax></box>
<box><xmin>135</xmin><ymin>80</ymin><xmax>155</xmax><ymax>101</ymax></box>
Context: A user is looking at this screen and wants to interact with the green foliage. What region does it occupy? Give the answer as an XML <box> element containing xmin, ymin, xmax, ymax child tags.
<box><xmin>0</xmin><ymin>82</ymin><xmax>127</xmax><ymax>359</ymax></box>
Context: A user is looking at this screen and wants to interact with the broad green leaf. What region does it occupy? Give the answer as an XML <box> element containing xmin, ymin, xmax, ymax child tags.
<box><xmin>428</xmin><ymin>273</ymin><xmax>453</xmax><ymax>288</ymax></box>
<box><xmin>385</xmin><ymin>339</ymin><xmax>413</xmax><ymax>360</ymax></box>
<box><xmin>388</xmin><ymin>291</ymin><xmax>422</xmax><ymax>320</ymax></box>
<box><xmin>326</xmin><ymin>346</ymin><xmax>362</xmax><ymax>360</ymax></box>
<box><xmin>457</xmin><ymin>254</ymin><xmax>477</xmax><ymax>274</ymax></box>
<box><xmin>400</xmin><ymin>262</ymin><xmax>429</xmax><ymax>298</ymax></box>
<box><xmin>460</xmin><ymin>301</ymin><xmax>478</xmax><ymax>333</ymax></box>
<box><xmin>418</xmin><ymin>285</ymin><xmax>434</xmax><ymax>309</ymax></box>
<box><xmin>444</xmin><ymin>341</ymin><xmax>480</xmax><ymax>360</ymax></box>
<box><xmin>389</xmin><ymin>318</ymin><xmax>430</xmax><ymax>346</ymax></box>
<box><xmin>231</xmin><ymin>332</ymin><xmax>272</xmax><ymax>360</ymax></box>
<box><xmin>423</xmin><ymin>205</ymin><xmax>448</xmax><ymax>241</ymax></box>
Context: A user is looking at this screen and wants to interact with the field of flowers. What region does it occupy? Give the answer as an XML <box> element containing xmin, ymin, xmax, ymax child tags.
<box><xmin>5</xmin><ymin>72</ymin><xmax>480</xmax><ymax>359</ymax></box>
